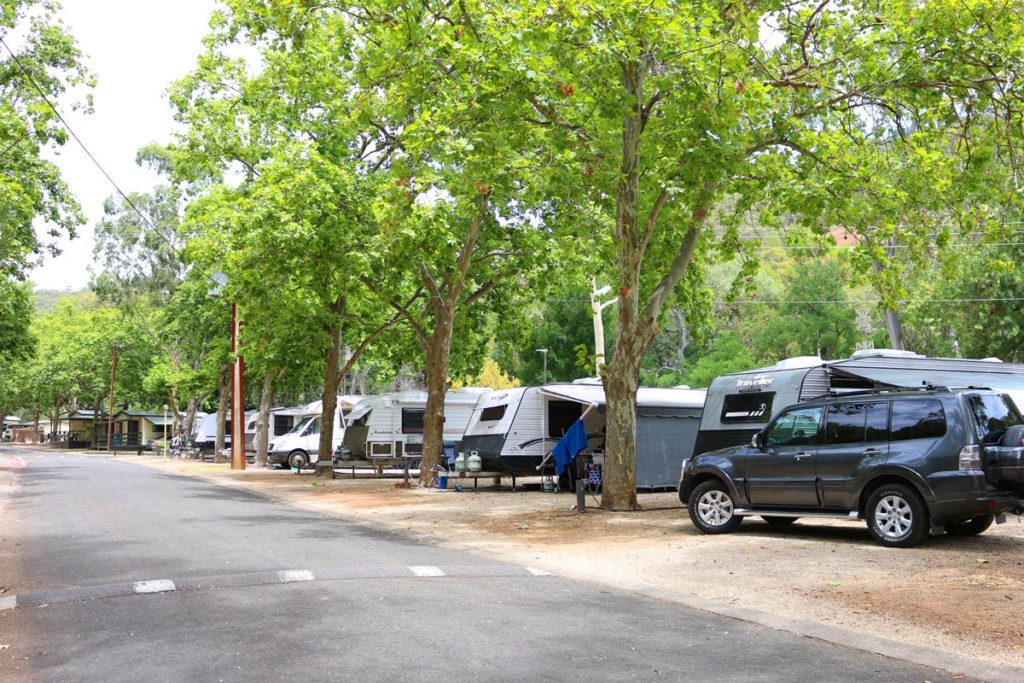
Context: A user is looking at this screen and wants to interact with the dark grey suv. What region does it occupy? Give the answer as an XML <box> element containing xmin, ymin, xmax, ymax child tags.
<box><xmin>678</xmin><ymin>387</ymin><xmax>1024</xmax><ymax>547</ymax></box>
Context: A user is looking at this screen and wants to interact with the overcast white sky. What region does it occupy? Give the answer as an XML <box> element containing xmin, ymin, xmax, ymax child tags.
<box><xmin>29</xmin><ymin>0</ymin><xmax>217</xmax><ymax>291</ymax></box>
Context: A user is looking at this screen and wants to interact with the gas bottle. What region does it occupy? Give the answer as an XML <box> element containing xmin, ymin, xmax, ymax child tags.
<box><xmin>467</xmin><ymin>452</ymin><xmax>483</xmax><ymax>472</ymax></box>
<box><xmin>455</xmin><ymin>452</ymin><xmax>467</xmax><ymax>472</ymax></box>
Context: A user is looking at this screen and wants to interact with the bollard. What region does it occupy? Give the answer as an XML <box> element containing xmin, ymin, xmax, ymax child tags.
<box><xmin>576</xmin><ymin>479</ymin><xmax>585</xmax><ymax>513</ymax></box>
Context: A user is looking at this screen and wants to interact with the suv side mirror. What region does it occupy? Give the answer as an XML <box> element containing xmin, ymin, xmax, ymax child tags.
<box><xmin>751</xmin><ymin>432</ymin><xmax>765</xmax><ymax>450</ymax></box>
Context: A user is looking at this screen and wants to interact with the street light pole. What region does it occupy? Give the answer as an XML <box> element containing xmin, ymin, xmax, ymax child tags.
<box><xmin>590</xmin><ymin>277</ymin><xmax>618</xmax><ymax>375</ymax></box>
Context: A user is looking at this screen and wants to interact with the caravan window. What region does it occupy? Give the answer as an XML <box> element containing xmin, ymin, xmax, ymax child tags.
<box><xmin>480</xmin><ymin>405</ymin><xmax>507</xmax><ymax>422</ymax></box>
<box><xmin>548</xmin><ymin>400</ymin><xmax>583</xmax><ymax>438</ymax></box>
<box><xmin>273</xmin><ymin>415</ymin><xmax>292</xmax><ymax>436</ymax></box>
<box><xmin>721</xmin><ymin>392</ymin><xmax>774</xmax><ymax>423</ymax></box>
<box><xmin>401</xmin><ymin>408</ymin><xmax>425</xmax><ymax>434</ymax></box>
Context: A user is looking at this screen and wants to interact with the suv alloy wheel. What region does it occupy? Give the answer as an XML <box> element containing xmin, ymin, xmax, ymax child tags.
<box><xmin>866</xmin><ymin>483</ymin><xmax>930</xmax><ymax>548</ymax></box>
<box><xmin>688</xmin><ymin>480</ymin><xmax>744</xmax><ymax>534</ymax></box>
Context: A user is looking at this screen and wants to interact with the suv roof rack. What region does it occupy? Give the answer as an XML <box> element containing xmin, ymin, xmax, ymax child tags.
<box><xmin>823</xmin><ymin>384</ymin><xmax>998</xmax><ymax>400</ymax></box>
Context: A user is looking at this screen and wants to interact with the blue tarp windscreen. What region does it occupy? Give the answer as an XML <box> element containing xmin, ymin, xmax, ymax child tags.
<box><xmin>553</xmin><ymin>419</ymin><xmax>588</xmax><ymax>475</ymax></box>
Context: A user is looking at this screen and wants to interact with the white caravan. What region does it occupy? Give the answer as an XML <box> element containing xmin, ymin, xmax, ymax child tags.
<box><xmin>341</xmin><ymin>388</ymin><xmax>491</xmax><ymax>463</ymax></box>
<box><xmin>266</xmin><ymin>396</ymin><xmax>364</xmax><ymax>469</ymax></box>
<box><xmin>458</xmin><ymin>382</ymin><xmax>707</xmax><ymax>489</ymax></box>
<box><xmin>193</xmin><ymin>411</ymin><xmax>254</xmax><ymax>452</ymax></box>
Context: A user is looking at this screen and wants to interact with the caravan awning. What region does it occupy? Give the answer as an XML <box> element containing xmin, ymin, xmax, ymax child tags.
<box><xmin>829</xmin><ymin>357</ymin><xmax>1024</xmax><ymax>407</ymax></box>
<box><xmin>540</xmin><ymin>384</ymin><xmax>706</xmax><ymax>409</ymax></box>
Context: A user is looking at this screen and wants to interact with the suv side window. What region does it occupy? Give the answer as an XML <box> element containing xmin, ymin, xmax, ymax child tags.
<box><xmin>825</xmin><ymin>404</ymin><xmax>866</xmax><ymax>444</ymax></box>
<box><xmin>825</xmin><ymin>402</ymin><xmax>889</xmax><ymax>444</ymax></box>
<box><xmin>890</xmin><ymin>399</ymin><xmax>946</xmax><ymax>441</ymax></box>
<box><xmin>766</xmin><ymin>407</ymin><xmax>823</xmax><ymax>447</ymax></box>
<box><xmin>865</xmin><ymin>402</ymin><xmax>890</xmax><ymax>442</ymax></box>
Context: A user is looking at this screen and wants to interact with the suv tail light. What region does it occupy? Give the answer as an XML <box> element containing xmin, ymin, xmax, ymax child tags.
<box><xmin>959</xmin><ymin>444</ymin><xmax>982</xmax><ymax>471</ymax></box>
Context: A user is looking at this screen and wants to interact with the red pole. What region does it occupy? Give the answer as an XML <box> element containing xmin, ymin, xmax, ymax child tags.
<box><xmin>106</xmin><ymin>345</ymin><xmax>118</xmax><ymax>451</ymax></box>
<box><xmin>231</xmin><ymin>303</ymin><xmax>246</xmax><ymax>470</ymax></box>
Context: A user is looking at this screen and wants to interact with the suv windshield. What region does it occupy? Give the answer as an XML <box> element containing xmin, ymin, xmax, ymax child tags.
<box><xmin>967</xmin><ymin>394</ymin><xmax>1024</xmax><ymax>444</ymax></box>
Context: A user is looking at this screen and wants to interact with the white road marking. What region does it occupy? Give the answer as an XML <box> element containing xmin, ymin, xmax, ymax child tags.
<box><xmin>277</xmin><ymin>570</ymin><xmax>315</xmax><ymax>583</ymax></box>
<box><xmin>133</xmin><ymin>580</ymin><xmax>176</xmax><ymax>594</ymax></box>
<box><xmin>408</xmin><ymin>565</ymin><xmax>445</xmax><ymax>577</ymax></box>
<box><xmin>526</xmin><ymin>567</ymin><xmax>553</xmax><ymax>576</ymax></box>
<box><xmin>0</xmin><ymin>595</ymin><xmax>16</xmax><ymax>610</ymax></box>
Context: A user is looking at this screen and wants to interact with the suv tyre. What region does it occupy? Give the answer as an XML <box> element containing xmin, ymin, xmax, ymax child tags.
<box><xmin>688</xmin><ymin>480</ymin><xmax>743</xmax><ymax>534</ymax></box>
<box><xmin>866</xmin><ymin>483</ymin><xmax>930</xmax><ymax>548</ymax></box>
<box><xmin>944</xmin><ymin>514</ymin><xmax>994</xmax><ymax>537</ymax></box>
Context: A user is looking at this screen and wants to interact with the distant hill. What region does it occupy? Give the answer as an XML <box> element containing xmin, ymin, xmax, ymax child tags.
<box><xmin>33</xmin><ymin>288</ymin><xmax>95</xmax><ymax>313</ymax></box>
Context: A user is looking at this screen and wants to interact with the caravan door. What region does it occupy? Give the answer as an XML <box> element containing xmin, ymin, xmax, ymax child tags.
<box><xmin>746</xmin><ymin>406</ymin><xmax>822</xmax><ymax>506</ymax></box>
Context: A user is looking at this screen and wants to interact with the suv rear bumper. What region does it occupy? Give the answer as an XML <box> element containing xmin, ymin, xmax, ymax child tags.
<box><xmin>928</xmin><ymin>493</ymin><xmax>1022</xmax><ymax>523</ymax></box>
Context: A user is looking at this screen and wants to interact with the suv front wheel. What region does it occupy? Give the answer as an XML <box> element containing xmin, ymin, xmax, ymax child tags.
<box><xmin>688</xmin><ymin>480</ymin><xmax>743</xmax><ymax>534</ymax></box>
<box><xmin>866</xmin><ymin>483</ymin><xmax>930</xmax><ymax>548</ymax></box>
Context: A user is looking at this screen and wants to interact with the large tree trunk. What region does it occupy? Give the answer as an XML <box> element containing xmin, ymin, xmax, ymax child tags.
<box><xmin>317</xmin><ymin>318</ymin><xmax>345</xmax><ymax>478</ymax></box>
<box><xmin>602</xmin><ymin>57</ymin><xmax>646</xmax><ymax>510</ymax></box>
<box><xmin>182</xmin><ymin>395</ymin><xmax>200</xmax><ymax>445</ymax></box>
<box><xmin>883</xmin><ymin>308</ymin><xmax>905</xmax><ymax>350</ymax></box>
<box><xmin>420</xmin><ymin>311</ymin><xmax>454</xmax><ymax>485</ymax></box>
<box><xmin>670</xmin><ymin>307</ymin><xmax>689</xmax><ymax>369</ymax></box>
<box><xmin>255</xmin><ymin>370</ymin><xmax>276</xmax><ymax>468</ymax></box>
<box><xmin>214</xmin><ymin>367</ymin><xmax>229</xmax><ymax>463</ymax></box>
<box><xmin>92</xmin><ymin>394</ymin><xmax>102</xmax><ymax>447</ymax></box>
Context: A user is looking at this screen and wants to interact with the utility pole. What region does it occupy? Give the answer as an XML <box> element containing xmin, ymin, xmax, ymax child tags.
<box><xmin>106</xmin><ymin>344</ymin><xmax>119</xmax><ymax>452</ymax></box>
<box><xmin>231</xmin><ymin>302</ymin><xmax>246</xmax><ymax>470</ymax></box>
<box><xmin>590</xmin><ymin>277</ymin><xmax>618</xmax><ymax>374</ymax></box>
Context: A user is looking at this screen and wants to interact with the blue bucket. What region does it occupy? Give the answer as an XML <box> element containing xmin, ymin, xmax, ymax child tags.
<box><xmin>438</xmin><ymin>475</ymin><xmax>448</xmax><ymax>490</ymax></box>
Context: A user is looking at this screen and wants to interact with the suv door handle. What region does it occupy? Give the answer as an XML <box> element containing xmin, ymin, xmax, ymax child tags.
<box><xmin>862</xmin><ymin>448</ymin><xmax>883</xmax><ymax>456</ymax></box>
<box><xmin>793</xmin><ymin>452</ymin><xmax>812</xmax><ymax>461</ymax></box>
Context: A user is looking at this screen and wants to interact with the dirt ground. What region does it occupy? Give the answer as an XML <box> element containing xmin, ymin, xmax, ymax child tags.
<box><xmin>114</xmin><ymin>455</ymin><xmax>1024</xmax><ymax>668</ymax></box>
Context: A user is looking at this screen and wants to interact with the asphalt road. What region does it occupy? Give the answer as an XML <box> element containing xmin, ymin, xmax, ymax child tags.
<box><xmin>0</xmin><ymin>449</ymin><xmax>967</xmax><ymax>682</ymax></box>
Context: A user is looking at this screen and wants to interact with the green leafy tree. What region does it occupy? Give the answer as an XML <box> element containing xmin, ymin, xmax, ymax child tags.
<box><xmin>349</xmin><ymin>1</ymin><xmax>586</xmax><ymax>482</ymax></box>
<box><xmin>171</xmin><ymin>6</ymin><xmax>408</xmax><ymax>470</ymax></box>
<box><xmin>680</xmin><ymin>332</ymin><xmax>756</xmax><ymax>389</ymax></box>
<box><xmin>0</xmin><ymin>0</ymin><xmax>92</xmax><ymax>281</ymax></box>
<box><xmin>0</xmin><ymin>279</ymin><xmax>35</xmax><ymax>362</ymax></box>
<box><xmin>503</xmin><ymin>0</ymin><xmax>1024</xmax><ymax>508</ymax></box>
<box><xmin>754</xmin><ymin>259</ymin><xmax>859</xmax><ymax>360</ymax></box>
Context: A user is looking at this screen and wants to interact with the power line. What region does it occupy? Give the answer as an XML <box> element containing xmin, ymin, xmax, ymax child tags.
<box><xmin>719</xmin><ymin>297</ymin><xmax>1024</xmax><ymax>305</ymax></box>
<box><xmin>0</xmin><ymin>37</ymin><xmax>181</xmax><ymax>256</ymax></box>
<box><xmin>749</xmin><ymin>242</ymin><xmax>1024</xmax><ymax>251</ymax></box>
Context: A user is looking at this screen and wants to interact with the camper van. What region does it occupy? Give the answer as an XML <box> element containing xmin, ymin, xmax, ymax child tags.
<box><xmin>695</xmin><ymin>350</ymin><xmax>1024</xmax><ymax>456</ymax></box>
<box><xmin>458</xmin><ymin>382</ymin><xmax>706</xmax><ymax>489</ymax></box>
<box><xmin>341</xmin><ymin>388</ymin><xmax>490</xmax><ymax>463</ymax></box>
<box><xmin>266</xmin><ymin>396</ymin><xmax>365</xmax><ymax>469</ymax></box>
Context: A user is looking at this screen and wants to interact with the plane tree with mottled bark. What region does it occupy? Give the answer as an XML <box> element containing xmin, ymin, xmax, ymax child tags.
<box><xmin>500</xmin><ymin>0</ymin><xmax>1024</xmax><ymax>508</ymax></box>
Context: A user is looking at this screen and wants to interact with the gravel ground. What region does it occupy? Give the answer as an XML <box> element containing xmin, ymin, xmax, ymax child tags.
<box><xmin>115</xmin><ymin>455</ymin><xmax>1024</xmax><ymax>669</ymax></box>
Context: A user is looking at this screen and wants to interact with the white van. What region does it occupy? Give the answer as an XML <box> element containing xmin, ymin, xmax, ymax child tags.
<box><xmin>267</xmin><ymin>400</ymin><xmax>346</xmax><ymax>469</ymax></box>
